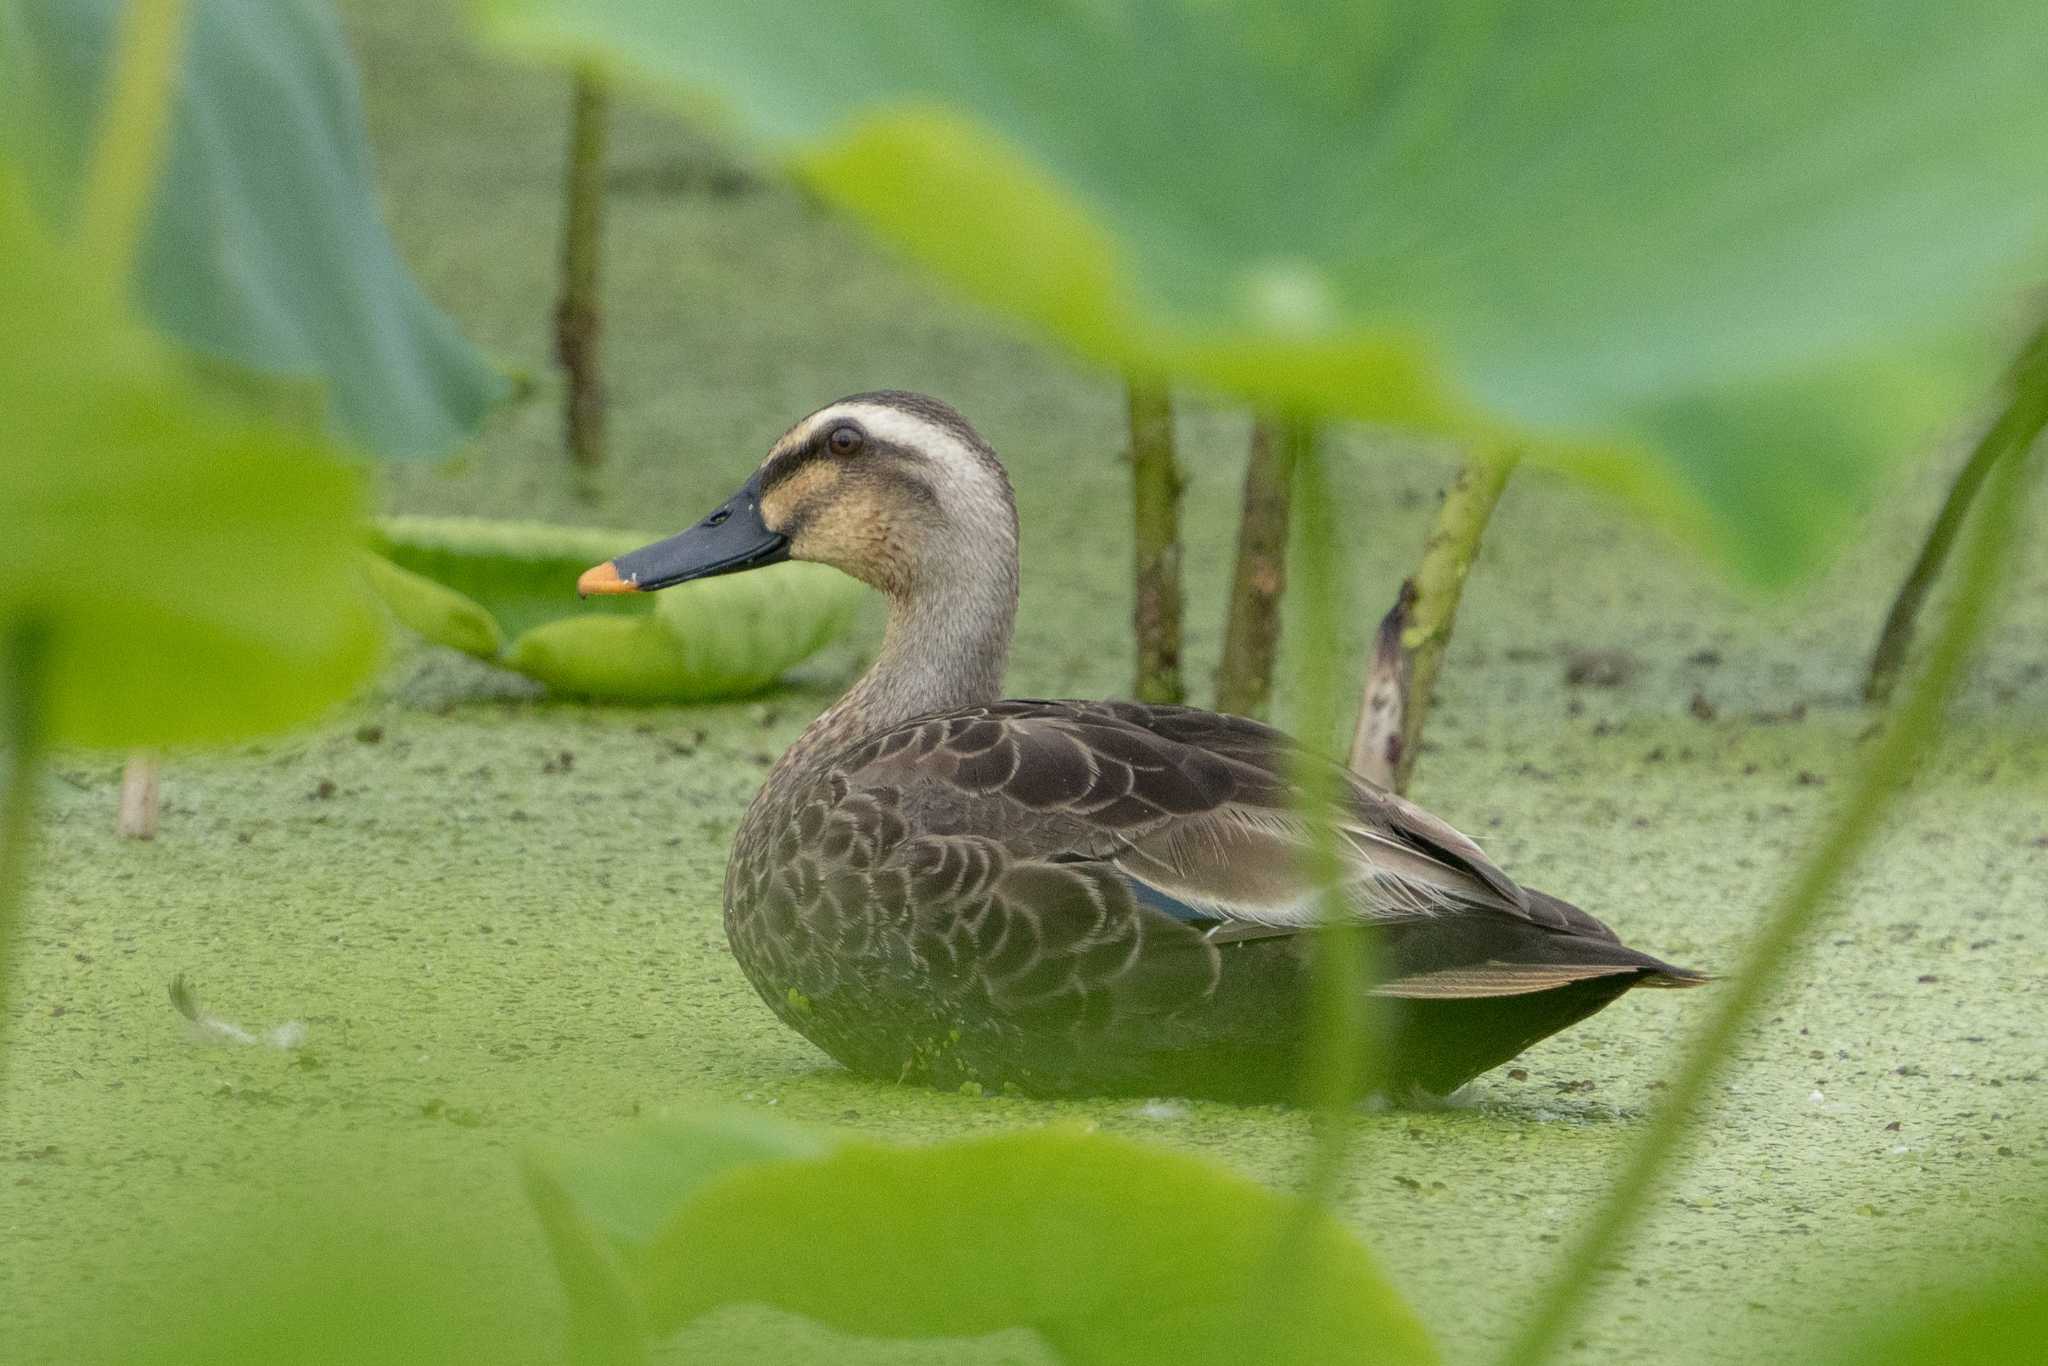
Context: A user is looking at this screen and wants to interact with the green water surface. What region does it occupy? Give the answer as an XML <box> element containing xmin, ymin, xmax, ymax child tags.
<box><xmin>3</xmin><ymin>3</ymin><xmax>2043</xmax><ymax>1360</ymax></box>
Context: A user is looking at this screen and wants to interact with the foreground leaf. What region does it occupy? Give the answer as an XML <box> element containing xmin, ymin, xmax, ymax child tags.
<box><xmin>1815</xmin><ymin>1261</ymin><xmax>2048</xmax><ymax>1365</ymax></box>
<box><xmin>0</xmin><ymin>0</ymin><xmax>505</xmax><ymax>458</ymax></box>
<box><xmin>533</xmin><ymin>1114</ymin><xmax>1437</xmax><ymax>1365</ymax></box>
<box><xmin>65</xmin><ymin>1184</ymin><xmax>553</xmax><ymax>1365</ymax></box>
<box><xmin>0</xmin><ymin>175</ymin><xmax>379</xmax><ymax>747</ymax></box>
<box><xmin>475</xmin><ymin>1</ymin><xmax>2048</xmax><ymax>578</ymax></box>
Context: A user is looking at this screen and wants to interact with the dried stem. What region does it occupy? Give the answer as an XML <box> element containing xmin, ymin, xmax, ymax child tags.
<box><xmin>1499</xmin><ymin>358</ymin><xmax>2047</xmax><ymax>1366</ymax></box>
<box><xmin>117</xmin><ymin>751</ymin><xmax>159</xmax><ymax>839</ymax></box>
<box><xmin>1348</xmin><ymin>580</ymin><xmax>1415</xmax><ymax>789</ymax></box>
<box><xmin>1215</xmin><ymin>416</ymin><xmax>1309</xmax><ymax>718</ymax></box>
<box><xmin>1350</xmin><ymin>452</ymin><xmax>1518</xmax><ymax>792</ymax></box>
<box><xmin>1</xmin><ymin>620</ymin><xmax>53</xmax><ymax>1063</ymax></box>
<box><xmin>556</xmin><ymin>65</ymin><xmax>611</xmax><ymax>470</ymax></box>
<box><xmin>1864</xmin><ymin>318</ymin><xmax>2048</xmax><ymax>704</ymax></box>
<box><xmin>1126</xmin><ymin>377</ymin><xmax>1185</xmax><ymax>704</ymax></box>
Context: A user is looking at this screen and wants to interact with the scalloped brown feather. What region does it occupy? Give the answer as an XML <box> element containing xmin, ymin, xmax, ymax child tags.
<box><xmin>700</xmin><ymin>393</ymin><xmax>1703</xmax><ymax>1103</ymax></box>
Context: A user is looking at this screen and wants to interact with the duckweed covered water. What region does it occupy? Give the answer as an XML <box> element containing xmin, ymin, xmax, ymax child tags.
<box><xmin>3</xmin><ymin>2</ymin><xmax>2044</xmax><ymax>1360</ymax></box>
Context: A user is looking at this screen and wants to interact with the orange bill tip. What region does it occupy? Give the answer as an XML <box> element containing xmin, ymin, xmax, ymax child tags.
<box><xmin>576</xmin><ymin>560</ymin><xmax>637</xmax><ymax>597</ymax></box>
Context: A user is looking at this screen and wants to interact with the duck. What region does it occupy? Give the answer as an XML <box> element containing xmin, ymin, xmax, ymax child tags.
<box><xmin>579</xmin><ymin>391</ymin><xmax>1707</xmax><ymax>1104</ymax></box>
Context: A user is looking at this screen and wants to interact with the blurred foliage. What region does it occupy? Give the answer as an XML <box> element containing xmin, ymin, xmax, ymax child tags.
<box><xmin>474</xmin><ymin>0</ymin><xmax>2048</xmax><ymax>579</ymax></box>
<box><xmin>66</xmin><ymin>1183</ymin><xmax>555</xmax><ymax>1366</ymax></box>
<box><xmin>0</xmin><ymin>0</ymin><xmax>505</xmax><ymax>458</ymax></box>
<box><xmin>369</xmin><ymin>517</ymin><xmax>861</xmax><ymax>700</ymax></box>
<box><xmin>0</xmin><ymin>174</ymin><xmax>379</xmax><ymax>746</ymax></box>
<box><xmin>1812</xmin><ymin>1259</ymin><xmax>2048</xmax><ymax>1365</ymax></box>
<box><xmin>531</xmin><ymin>1112</ymin><xmax>1438</xmax><ymax>1365</ymax></box>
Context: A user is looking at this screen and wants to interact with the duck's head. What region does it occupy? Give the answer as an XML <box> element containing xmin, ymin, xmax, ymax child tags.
<box><xmin>579</xmin><ymin>391</ymin><xmax>1018</xmax><ymax>600</ymax></box>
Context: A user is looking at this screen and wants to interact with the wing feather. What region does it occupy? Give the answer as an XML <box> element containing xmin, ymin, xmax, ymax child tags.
<box><xmin>832</xmin><ymin>699</ymin><xmax>1534</xmax><ymax>932</ymax></box>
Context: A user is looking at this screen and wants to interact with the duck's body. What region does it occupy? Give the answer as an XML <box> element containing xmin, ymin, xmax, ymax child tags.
<box><xmin>585</xmin><ymin>392</ymin><xmax>1705</xmax><ymax>1104</ymax></box>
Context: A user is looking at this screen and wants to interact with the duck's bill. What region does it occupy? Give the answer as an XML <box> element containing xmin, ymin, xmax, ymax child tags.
<box><xmin>578</xmin><ymin>477</ymin><xmax>789</xmax><ymax>596</ymax></box>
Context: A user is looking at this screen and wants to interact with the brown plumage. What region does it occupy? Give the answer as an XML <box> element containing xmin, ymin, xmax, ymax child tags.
<box><xmin>588</xmin><ymin>392</ymin><xmax>1707</xmax><ymax>1103</ymax></box>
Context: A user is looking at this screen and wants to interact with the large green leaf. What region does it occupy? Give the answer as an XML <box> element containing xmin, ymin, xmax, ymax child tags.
<box><xmin>474</xmin><ymin>1</ymin><xmax>2048</xmax><ymax>578</ymax></box>
<box><xmin>0</xmin><ymin>0</ymin><xmax>506</xmax><ymax>459</ymax></box>
<box><xmin>0</xmin><ymin>175</ymin><xmax>380</xmax><ymax>746</ymax></box>
<box><xmin>530</xmin><ymin>1113</ymin><xmax>1437</xmax><ymax>1365</ymax></box>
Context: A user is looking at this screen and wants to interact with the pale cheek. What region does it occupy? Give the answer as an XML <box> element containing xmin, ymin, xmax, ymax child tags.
<box><xmin>794</xmin><ymin>516</ymin><xmax>918</xmax><ymax>595</ymax></box>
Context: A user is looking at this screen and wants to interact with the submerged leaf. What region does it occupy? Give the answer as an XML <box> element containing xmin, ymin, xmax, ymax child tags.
<box><xmin>532</xmin><ymin>1115</ymin><xmax>1436</xmax><ymax>1365</ymax></box>
<box><xmin>368</xmin><ymin>518</ymin><xmax>861</xmax><ymax>701</ymax></box>
<box><xmin>502</xmin><ymin>614</ymin><xmax>716</xmax><ymax>701</ymax></box>
<box><xmin>374</xmin><ymin>517</ymin><xmax>649</xmax><ymax>642</ymax></box>
<box><xmin>361</xmin><ymin>553</ymin><xmax>504</xmax><ymax>661</ymax></box>
<box><xmin>474</xmin><ymin>1</ymin><xmax>2048</xmax><ymax>578</ymax></box>
<box><xmin>646</xmin><ymin>560</ymin><xmax>861</xmax><ymax>694</ymax></box>
<box><xmin>0</xmin><ymin>176</ymin><xmax>379</xmax><ymax>747</ymax></box>
<box><xmin>0</xmin><ymin>0</ymin><xmax>505</xmax><ymax>458</ymax></box>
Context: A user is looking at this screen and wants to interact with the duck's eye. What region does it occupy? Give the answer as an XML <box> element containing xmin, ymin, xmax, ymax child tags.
<box><xmin>827</xmin><ymin>425</ymin><xmax>864</xmax><ymax>456</ymax></box>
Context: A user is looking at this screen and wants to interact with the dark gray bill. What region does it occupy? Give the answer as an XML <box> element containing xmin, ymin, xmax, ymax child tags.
<box><xmin>580</xmin><ymin>475</ymin><xmax>788</xmax><ymax>595</ymax></box>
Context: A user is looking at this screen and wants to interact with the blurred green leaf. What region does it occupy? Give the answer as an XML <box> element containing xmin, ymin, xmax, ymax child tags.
<box><xmin>68</xmin><ymin>1183</ymin><xmax>555</xmax><ymax>1366</ymax></box>
<box><xmin>0</xmin><ymin>174</ymin><xmax>380</xmax><ymax>747</ymax></box>
<box><xmin>1815</xmin><ymin>1261</ymin><xmax>2048</xmax><ymax>1365</ymax></box>
<box><xmin>534</xmin><ymin>1114</ymin><xmax>1437</xmax><ymax>1365</ymax></box>
<box><xmin>369</xmin><ymin>517</ymin><xmax>861</xmax><ymax>700</ymax></box>
<box><xmin>542</xmin><ymin>1110</ymin><xmax>835</xmax><ymax>1248</ymax></box>
<box><xmin>474</xmin><ymin>1</ymin><xmax>2048</xmax><ymax>578</ymax></box>
<box><xmin>525</xmin><ymin>1161</ymin><xmax>653</xmax><ymax>1366</ymax></box>
<box><xmin>0</xmin><ymin>0</ymin><xmax>506</xmax><ymax>459</ymax></box>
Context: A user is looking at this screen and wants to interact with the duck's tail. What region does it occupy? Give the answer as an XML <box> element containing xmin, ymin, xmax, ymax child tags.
<box><xmin>1520</xmin><ymin>887</ymin><xmax>1712</xmax><ymax>988</ymax></box>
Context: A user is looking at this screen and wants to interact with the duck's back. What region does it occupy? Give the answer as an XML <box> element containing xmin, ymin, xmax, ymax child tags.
<box><xmin>723</xmin><ymin>699</ymin><xmax>1702</xmax><ymax>1101</ymax></box>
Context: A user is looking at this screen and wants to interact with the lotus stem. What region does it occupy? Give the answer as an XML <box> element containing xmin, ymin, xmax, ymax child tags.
<box><xmin>1254</xmin><ymin>431</ymin><xmax>1372</xmax><ymax>1357</ymax></box>
<box><xmin>79</xmin><ymin>0</ymin><xmax>190</xmax><ymax>299</ymax></box>
<box><xmin>1127</xmin><ymin>377</ymin><xmax>1185</xmax><ymax>704</ymax></box>
<box><xmin>1</xmin><ymin>619</ymin><xmax>52</xmax><ymax>1063</ymax></box>
<box><xmin>1864</xmin><ymin>318</ymin><xmax>2048</xmax><ymax>704</ymax></box>
<box><xmin>1351</xmin><ymin>451</ymin><xmax>1519</xmax><ymax>792</ymax></box>
<box><xmin>556</xmin><ymin>65</ymin><xmax>611</xmax><ymax>470</ymax></box>
<box><xmin>1216</xmin><ymin>416</ymin><xmax>1309</xmax><ymax>718</ymax></box>
<box><xmin>117</xmin><ymin>751</ymin><xmax>159</xmax><ymax>839</ymax></box>
<box><xmin>1500</xmin><ymin>353</ymin><xmax>2048</xmax><ymax>1366</ymax></box>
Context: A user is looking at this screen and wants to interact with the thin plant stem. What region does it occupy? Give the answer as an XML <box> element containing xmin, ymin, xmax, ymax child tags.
<box><xmin>1291</xmin><ymin>431</ymin><xmax>1366</xmax><ymax>1165</ymax></box>
<box><xmin>1350</xmin><ymin>451</ymin><xmax>1519</xmax><ymax>792</ymax></box>
<box><xmin>1499</xmin><ymin>380</ymin><xmax>2045</xmax><ymax>1366</ymax></box>
<box><xmin>1126</xmin><ymin>376</ymin><xmax>1185</xmax><ymax>704</ymax></box>
<box><xmin>1863</xmin><ymin>318</ymin><xmax>2048</xmax><ymax>704</ymax></box>
<box><xmin>556</xmin><ymin>65</ymin><xmax>611</xmax><ymax>470</ymax></box>
<box><xmin>1216</xmin><ymin>416</ymin><xmax>1307</xmax><ymax>717</ymax></box>
<box><xmin>1257</xmin><ymin>429</ymin><xmax>1373</xmax><ymax>1357</ymax></box>
<box><xmin>79</xmin><ymin>0</ymin><xmax>191</xmax><ymax>298</ymax></box>
<box><xmin>0</xmin><ymin>620</ymin><xmax>53</xmax><ymax>1062</ymax></box>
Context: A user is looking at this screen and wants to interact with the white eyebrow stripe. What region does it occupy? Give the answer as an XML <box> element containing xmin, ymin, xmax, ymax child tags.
<box><xmin>811</xmin><ymin>402</ymin><xmax>984</xmax><ymax>471</ymax></box>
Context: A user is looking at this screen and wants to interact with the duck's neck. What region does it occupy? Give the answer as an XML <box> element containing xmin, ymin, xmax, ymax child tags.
<box><xmin>771</xmin><ymin>554</ymin><xmax>1018</xmax><ymax>782</ymax></box>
